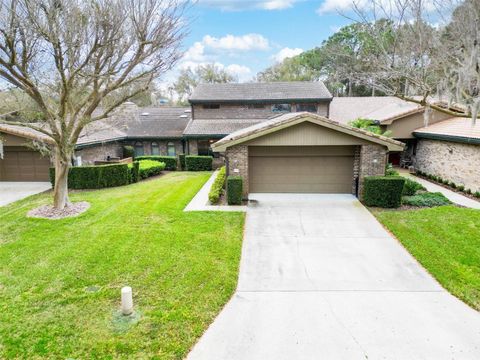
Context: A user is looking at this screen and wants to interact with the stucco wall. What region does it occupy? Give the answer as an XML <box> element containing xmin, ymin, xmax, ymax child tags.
<box><xmin>415</xmin><ymin>139</ymin><xmax>480</xmax><ymax>192</ymax></box>
<box><xmin>193</xmin><ymin>102</ymin><xmax>329</xmax><ymax>120</ymax></box>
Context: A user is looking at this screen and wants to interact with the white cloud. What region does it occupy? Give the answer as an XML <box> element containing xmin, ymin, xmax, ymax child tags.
<box><xmin>225</xmin><ymin>64</ymin><xmax>252</xmax><ymax>80</ymax></box>
<box><xmin>183</xmin><ymin>42</ymin><xmax>206</xmax><ymax>62</ymax></box>
<box><xmin>317</xmin><ymin>0</ymin><xmax>359</xmax><ymax>14</ymax></box>
<box><xmin>272</xmin><ymin>47</ymin><xmax>303</xmax><ymax>62</ymax></box>
<box><xmin>199</xmin><ymin>0</ymin><xmax>299</xmax><ymax>11</ymax></box>
<box><xmin>317</xmin><ymin>0</ymin><xmax>438</xmax><ymax>15</ymax></box>
<box><xmin>203</xmin><ymin>34</ymin><xmax>270</xmax><ymax>51</ymax></box>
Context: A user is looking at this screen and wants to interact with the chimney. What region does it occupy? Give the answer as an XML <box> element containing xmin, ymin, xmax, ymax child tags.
<box><xmin>115</xmin><ymin>101</ymin><xmax>139</xmax><ymax>124</ymax></box>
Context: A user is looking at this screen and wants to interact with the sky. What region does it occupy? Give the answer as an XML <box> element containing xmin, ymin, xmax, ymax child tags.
<box><xmin>161</xmin><ymin>0</ymin><xmax>357</xmax><ymax>86</ymax></box>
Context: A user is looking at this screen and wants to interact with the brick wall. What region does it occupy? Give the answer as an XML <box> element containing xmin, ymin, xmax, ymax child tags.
<box><xmin>415</xmin><ymin>139</ymin><xmax>480</xmax><ymax>192</ymax></box>
<box><xmin>226</xmin><ymin>145</ymin><xmax>249</xmax><ymax>197</ymax></box>
<box><xmin>358</xmin><ymin>144</ymin><xmax>387</xmax><ymax>199</ymax></box>
<box><xmin>193</xmin><ymin>102</ymin><xmax>330</xmax><ymax>120</ymax></box>
<box><xmin>124</xmin><ymin>139</ymin><xmax>183</xmax><ymax>156</ymax></box>
<box><xmin>352</xmin><ymin>146</ymin><xmax>361</xmax><ymax>195</ymax></box>
<box><xmin>75</xmin><ymin>142</ymin><xmax>123</xmax><ymax>165</ymax></box>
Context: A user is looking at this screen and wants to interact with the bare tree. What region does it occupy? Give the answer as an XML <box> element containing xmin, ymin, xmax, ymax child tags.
<box><xmin>348</xmin><ymin>0</ymin><xmax>479</xmax><ymax>122</ymax></box>
<box><xmin>0</xmin><ymin>0</ymin><xmax>188</xmax><ymax>209</ymax></box>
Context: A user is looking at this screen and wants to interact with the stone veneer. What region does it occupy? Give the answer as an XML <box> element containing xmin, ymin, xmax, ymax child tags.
<box><xmin>225</xmin><ymin>143</ymin><xmax>387</xmax><ymax>199</ymax></box>
<box><xmin>415</xmin><ymin>139</ymin><xmax>480</xmax><ymax>192</ymax></box>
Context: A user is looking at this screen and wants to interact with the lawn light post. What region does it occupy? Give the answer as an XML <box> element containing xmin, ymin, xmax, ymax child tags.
<box><xmin>121</xmin><ymin>286</ymin><xmax>134</xmax><ymax>316</ymax></box>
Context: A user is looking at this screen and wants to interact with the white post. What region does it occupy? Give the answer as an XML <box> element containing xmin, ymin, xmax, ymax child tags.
<box><xmin>121</xmin><ymin>286</ymin><xmax>133</xmax><ymax>315</ymax></box>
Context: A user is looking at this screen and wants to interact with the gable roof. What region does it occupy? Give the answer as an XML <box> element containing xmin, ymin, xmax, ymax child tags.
<box><xmin>414</xmin><ymin>117</ymin><xmax>480</xmax><ymax>144</ymax></box>
<box><xmin>329</xmin><ymin>96</ymin><xmax>423</xmax><ymax>125</ymax></box>
<box><xmin>0</xmin><ymin>124</ymin><xmax>55</xmax><ymax>144</ymax></box>
<box><xmin>189</xmin><ymin>82</ymin><xmax>332</xmax><ymax>103</ymax></box>
<box><xmin>212</xmin><ymin>112</ymin><xmax>405</xmax><ymax>152</ymax></box>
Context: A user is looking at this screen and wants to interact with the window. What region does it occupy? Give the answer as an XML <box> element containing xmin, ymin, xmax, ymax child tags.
<box><xmin>134</xmin><ymin>142</ymin><xmax>144</xmax><ymax>156</ymax></box>
<box><xmin>202</xmin><ymin>104</ymin><xmax>220</xmax><ymax>109</ymax></box>
<box><xmin>197</xmin><ymin>140</ymin><xmax>211</xmax><ymax>156</ymax></box>
<box><xmin>296</xmin><ymin>103</ymin><xmax>317</xmax><ymax>113</ymax></box>
<box><xmin>271</xmin><ymin>103</ymin><xmax>291</xmax><ymax>112</ymax></box>
<box><xmin>247</xmin><ymin>104</ymin><xmax>265</xmax><ymax>109</ymax></box>
<box><xmin>151</xmin><ymin>142</ymin><xmax>160</xmax><ymax>155</ymax></box>
<box><xmin>167</xmin><ymin>142</ymin><xmax>176</xmax><ymax>156</ymax></box>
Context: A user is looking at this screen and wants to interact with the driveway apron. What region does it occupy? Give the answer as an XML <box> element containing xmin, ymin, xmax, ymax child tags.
<box><xmin>187</xmin><ymin>194</ymin><xmax>480</xmax><ymax>360</ymax></box>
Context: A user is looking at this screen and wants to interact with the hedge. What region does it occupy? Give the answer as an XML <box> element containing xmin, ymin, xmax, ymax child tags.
<box><xmin>227</xmin><ymin>176</ymin><xmax>243</xmax><ymax>205</ymax></box>
<box><xmin>179</xmin><ymin>154</ymin><xmax>186</xmax><ymax>171</ymax></box>
<box><xmin>208</xmin><ymin>166</ymin><xmax>226</xmax><ymax>204</ymax></box>
<box><xmin>402</xmin><ymin>192</ymin><xmax>451</xmax><ymax>207</ymax></box>
<box><xmin>129</xmin><ymin>161</ymin><xmax>140</xmax><ymax>183</ymax></box>
<box><xmin>402</xmin><ymin>178</ymin><xmax>426</xmax><ymax>196</ymax></box>
<box><xmin>49</xmin><ymin>163</ymin><xmax>130</xmax><ymax>189</ymax></box>
<box><xmin>130</xmin><ymin>160</ymin><xmax>166</xmax><ymax>179</ymax></box>
<box><xmin>363</xmin><ymin>176</ymin><xmax>405</xmax><ymax>208</ymax></box>
<box><xmin>185</xmin><ymin>155</ymin><xmax>213</xmax><ymax>171</ymax></box>
<box><xmin>134</xmin><ymin>156</ymin><xmax>177</xmax><ymax>170</ymax></box>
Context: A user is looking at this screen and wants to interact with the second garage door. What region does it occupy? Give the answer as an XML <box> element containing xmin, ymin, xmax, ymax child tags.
<box><xmin>0</xmin><ymin>147</ymin><xmax>51</xmax><ymax>181</ymax></box>
<box><xmin>249</xmin><ymin>146</ymin><xmax>355</xmax><ymax>193</ymax></box>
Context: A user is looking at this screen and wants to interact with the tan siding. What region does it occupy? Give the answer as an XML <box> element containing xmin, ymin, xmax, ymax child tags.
<box><xmin>0</xmin><ymin>133</ymin><xmax>32</xmax><ymax>146</ymax></box>
<box><xmin>385</xmin><ymin>110</ymin><xmax>451</xmax><ymax>139</ymax></box>
<box><xmin>245</xmin><ymin>122</ymin><xmax>372</xmax><ymax>147</ymax></box>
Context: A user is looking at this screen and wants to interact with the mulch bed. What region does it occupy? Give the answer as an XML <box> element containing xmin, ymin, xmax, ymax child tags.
<box><xmin>415</xmin><ymin>174</ymin><xmax>480</xmax><ymax>203</ymax></box>
<box><xmin>27</xmin><ymin>202</ymin><xmax>90</xmax><ymax>220</ymax></box>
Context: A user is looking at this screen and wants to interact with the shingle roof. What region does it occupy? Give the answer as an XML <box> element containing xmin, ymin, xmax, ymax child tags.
<box><xmin>189</xmin><ymin>82</ymin><xmax>332</xmax><ymax>103</ymax></box>
<box><xmin>414</xmin><ymin>117</ymin><xmax>480</xmax><ymax>142</ymax></box>
<box><xmin>212</xmin><ymin>112</ymin><xmax>405</xmax><ymax>152</ymax></box>
<box><xmin>329</xmin><ymin>96</ymin><xmax>422</xmax><ymax>124</ymax></box>
<box><xmin>0</xmin><ymin>124</ymin><xmax>54</xmax><ymax>144</ymax></box>
<box><xmin>183</xmin><ymin>118</ymin><xmax>265</xmax><ymax>137</ymax></box>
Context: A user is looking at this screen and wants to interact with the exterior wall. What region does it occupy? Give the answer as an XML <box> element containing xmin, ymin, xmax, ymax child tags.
<box><xmin>188</xmin><ymin>139</ymin><xmax>198</xmax><ymax>155</ymax></box>
<box><xmin>384</xmin><ymin>109</ymin><xmax>451</xmax><ymax>139</ymax></box>
<box><xmin>415</xmin><ymin>139</ymin><xmax>480</xmax><ymax>192</ymax></box>
<box><xmin>192</xmin><ymin>102</ymin><xmax>330</xmax><ymax>120</ymax></box>
<box><xmin>75</xmin><ymin>142</ymin><xmax>123</xmax><ymax>165</ymax></box>
<box><xmin>353</xmin><ymin>146</ymin><xmax>361</xmax><ymax>195</ymax></box>
<box><xmin>226</xmin><ymin>145</ymin><xmax>249</xmax><ymax>198</ymax></box>
<box><xmin>124</xmin><ymin>139</ymin><xmax>183</xmax><ymax>157</ymax></box>
<box><xmin>358</xmin><ymin>144</ymin><xmax>388</xmax><ymax>199</ymax></box>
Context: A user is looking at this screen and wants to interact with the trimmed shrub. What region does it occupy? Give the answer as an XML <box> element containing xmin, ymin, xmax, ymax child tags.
<box><xmin>449</xmin><ymin>181</ymin><xmax>457</xmax><ymax>189</ymax></box>
<box><xmin>475</xmin><ymin>192</ymin><xmax>480</xmax><ymax>198</ymax></box>
<box><xmin>402</xmin><ymin>178</ymin><xmax>426</xmax><ymax>196</ymax></box>
<box><xmin>129</xmin><ymin>161</ymin><xmax>140</xmax><ymax>183</ymax></box>
<box><xmin>457</xmin><ymin>185</ymin><xmax>465</xmax><ymax>192</ymax></box>
<box><xmin>123</xmin><ymin>145</ymin><xmax>134</xmax><ymax>159</ymax></box>
<box><xmin>179</xmin><ymin>154</ymin><xmax>186</xmax><ymax>171</ymax></box>
<box><xmin>402</xmin><ymin>192</ymin><xmax>451</xmax><ymax>207</ymax></box>
<box><xmin>130</xmin><ymin>160</ymin><xmax>166</xmax><ymax>179</ymax></box>
<box><xmin>385</xmin><ymin>163</ymin><xmax>399</xmax><ymax>176</ymax></box>
<box><xmin>208</xmin><ymin>166</ymin><xmax>226</xmax><ymax>204</ymax></box>
<box><xmin>227</xmin><ymin>176</ymin><xmax>243</xmax><ymax>205</ymax></box>
<box><xmin>185</xmin><ymin>156</ymin><xmax>213</xmax><ymax>171</ymax></box>
<box><xmin>134</xmin><ymin>156</ymin><xmax>177</xmax><ymax>170</ymax></box>
<box><xmin>49</xmin><ymin>164</ymin><xmax>130</xmax><ymax>189</ymax></box>
<box><xmin>363</xmin><ymin>176</ymin><xmax>405</xmax><ymax>208</ymax></box>
<box><xmin>466</xmin><ymin>188</ymin><xmax>472</xmax><ymax>195</ymax></box>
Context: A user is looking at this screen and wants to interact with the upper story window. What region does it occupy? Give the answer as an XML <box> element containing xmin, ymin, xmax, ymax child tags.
<box><xmin>203</xmin><ymin>104</ymin><xmax>220</xmax><ymax>109</ymax></box>
<box><xmin>247</xmin><ymin>104</ymin><xmax>265</xmax><ymax>109</ymax></box>
<box><xmin>134</xmin><ymin>141</ymin><xmax>144</xmax><ymax>156</ymax></box>
<box><xmin>271</xmin><ymin>103</ymin><xmax>291</xmax><ymax>113</ymax></box>
<box><xmin>296</xmin><ymin>103</ymin><xmax>317</xmax><ymax>113</ymax></box>
<box><xmin>151</xmin><ymin>141</ymin><xmax>160</xmax><ymax>155</ymax></box>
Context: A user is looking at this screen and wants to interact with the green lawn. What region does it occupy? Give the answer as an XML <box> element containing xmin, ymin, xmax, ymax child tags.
<box><xmin>0</xmin><ymin>172</ymin><xmax>245</xmax><ymax>359</ymax></box>
<box><xmin>374</xmin><ymin>206</ymin><xmax>480</xmax><ymax>310</ymax></box>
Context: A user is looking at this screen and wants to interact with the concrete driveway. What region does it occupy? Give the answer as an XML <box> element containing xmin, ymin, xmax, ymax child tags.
<box><xmin>187</xmin><ymin>194</ymin><xmax>480</xmax><ymax>360</ymax></box>
<box><xmin>0</xmin><ymin>182</ymin><xmax>51</xmax><ymax>207</ymax></box>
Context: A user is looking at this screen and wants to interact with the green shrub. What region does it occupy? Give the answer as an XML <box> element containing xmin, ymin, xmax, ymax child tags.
<box><xmin>185</xmin><ymin>156</ymin><xmax>213</xmax><ymax>171</ymax></box>
<box><xmin>466</xmin><ymin>188</ymin><xmax>472</xmax><ymax>194</ymax></box>
<box><xmin>449</xmin><ymin>181</ymin><xmax>457</xmax><ymax>189</ymax></box>
<box><xmin>443</xmin><ymin>179</ymin><xmax>449</xmax><ymax>185</ymax></box>
<box><xmin>129</xmin><ymin>161</ymin><xmax>140</xmax><ymax>183</ymax></box>
<box><xmin>385</xmin><ymin>163</ymin><xmax>399</xmax><ymax>176</ymax></box>
<box><xmin>123</xmin><ymin>145</ymin><xmax>134</xmax><ymax>159</ymax></box>
<box><xmin>363</xmin><ymin>176</ymin><xmax>405</xmax><ymax>208</ymax></box>
<box><xmin>402</xmin><ymin>178</ymin><xmax>426</xmax><ymax>196</ymax></box>
<box><xmin>208</xmin><ymin>166</ymin><xmax>226</xmax><ymax>204</ymax></box>
<box><xmin>49</xmin><ymin>164</ymin><xmax>130</xmax><ymax>189</ymax></box>
<box><xmin>457</xmin><ymin>185</ymin><xmax>465</xmax><ymax>192</ymax></box>
<box><xmin>129</xmin><ymin>160</ymin><xmax>165</xmax><ymax>179</ymax></box>
<box><xmin>134</xmin><ymin>156</ymin><xmax>177</xmax><ymax>170</ymax></box>
<box><xmin>402</xmin><ymin>192</ymin><xmax>451</xmax><ymax>207</ymax></box>
<box><xmin>475</xmin><ymin>192</ymin><xmax>480</xmax><ymax>198</ymax></box>
<box><xmin>179</xmin><ymin>154</ymin><xmax>186</xmax><ymax>171</ymax></box>
<box><xmin>227</xmin><ymin>176</ymin><xmax>243</xmax><ymax>205</ymax></box>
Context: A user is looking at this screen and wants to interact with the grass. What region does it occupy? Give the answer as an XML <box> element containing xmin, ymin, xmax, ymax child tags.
<box><xmin>374</xmin><ymin>206</ymin><xmax>480</xmax><ymax>310</ymax></box>
<box><xmin>0</xmin><ymin>172</ymin><xmax>245</xmax><ymax>359</ymax></box>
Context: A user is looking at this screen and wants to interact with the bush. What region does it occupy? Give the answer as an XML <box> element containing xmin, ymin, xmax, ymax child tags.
<box><xmin>208</xmin><ymin>166</ymin><xmax>226</xmax><ymax>204</ymax></box>
<box><xmin>385</xmin><ymin>163</ymin><xmax>399</xmax><ymax>176</ymax></box>
<box><xmin>179</xmin><ymin>154</ymin><xmax>186</xmax><ymax>171</ymax></box>
<box><xmin>129</xmin><ymin>161</ymin><xmax>140</xmax><ymax>183</ymax></box>
<box><xmin>134</xmin><ymin>156</ymin><xmax>177</xmax><ymax>170</ymax></box>
<box><xmin>475</xmin><ymin>192</ymin><xmax>480</xmax><ymax>198</ymax></box>
<box><xmin>123</xmin><ymin>145</ymin><xmax>134</xmax><ymax>159</ymax></box>
<box><xmin>449</xmin><ymin>181</ymin><xmax>457</xmax><ymax>189</ymax></box>
<box><xmin>457</xmin><ymin>185</ymin><xmax>465</xmax><ymax>192</ymax></box>
<box><xmin>402</xmin><ymin>178</ymin><xmax>426</xmax><ymax>196</ymax></box>
<box><xmin>363</xmin><ymin>176</ymin><xmax>405</xmax><ymax>208</ymax></box>
<box><xmin>185</xmin><ymin>156</ymin><xmax>213</xmax><ymax>171</ymax></box>
<box><xmin>49</xmin><ymin>164</ymin><xmax>130</xmax><ymax>189</ymax></box>
<box><xmin>466</xmin><ymin>188</ymin><xmax>472</xmax><ymax>195</ymax></box>
<box><xmin>402</xmin><ymin>192</ymin><xmax>451</xmax><ymax>207</ymax></box>
<box><xmin>129</xmin><ymin>160</ymin><xmax>165</xmax><ymax>179</ymax></box>
<box><xmin>227</xmin><ymin>176</ymin><xmax>243</xmax><ymax>205</ymax></box>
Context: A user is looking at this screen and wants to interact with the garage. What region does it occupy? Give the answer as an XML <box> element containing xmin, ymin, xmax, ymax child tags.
<box><xmin>249</xmin><ymin>146</ymin><xmax>354</xmax><ymax>193</ymax></box>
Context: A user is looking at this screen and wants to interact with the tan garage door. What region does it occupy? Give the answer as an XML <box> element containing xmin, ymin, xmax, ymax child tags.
<box><xmin>249</xmin><ymin>146</ymin><xmax>354</xmax><ymax>193</ymax></box>
<box><xmin>0</xmin><ymin>147</ymin><xmax>50</xmax><ymax>181</ymax></box>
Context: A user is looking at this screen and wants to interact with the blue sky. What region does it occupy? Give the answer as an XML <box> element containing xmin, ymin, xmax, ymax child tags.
<box><xmin>163</xmin><ymin>0</ymin><xmax>355</xmax><ymax>84</ymax></box>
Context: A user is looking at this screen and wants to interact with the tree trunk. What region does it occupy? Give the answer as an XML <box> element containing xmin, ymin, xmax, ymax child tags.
<box><xmin>53</xmin><ymin>148</ymin><xmax>71</xmax><ymax>209</ymax></box>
